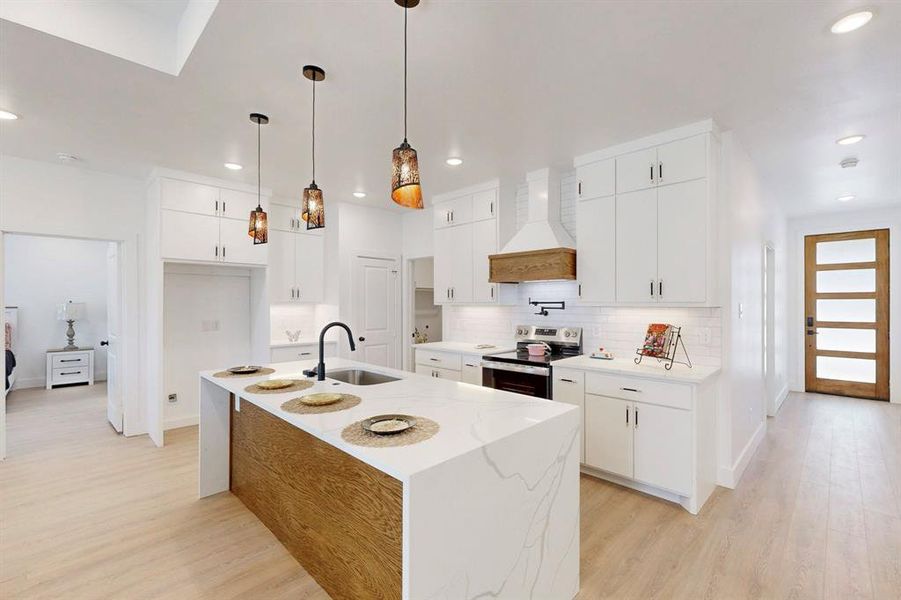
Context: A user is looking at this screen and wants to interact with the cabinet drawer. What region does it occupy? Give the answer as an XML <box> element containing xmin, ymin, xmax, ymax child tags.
<box><xmin>415</xmin><ymin>349</ymin><xmax>462</xmax><ymax>371</ymax></box>
<box><xmin>271</xmin><ymin>343</ymin><xmax>334</xmax><ymax>363</ymax></box>
<box><xmin>585</xmin><ymin>372</ymin><xmax>692</xmax><ymax>410</ymax></box>
<box><xmin>52</xmin><ymin>366</ymin><xmax>90</xmax><ymax>384</ymax></box>
<box><xmin>553</xmin><ymin>367</ymin><xmax>585</xmax><ymax>391</ymax></box>
<box><xmin>51</xmin><ymin>353</ymin><xmax>90</xmax><ymax>368</ymax></box>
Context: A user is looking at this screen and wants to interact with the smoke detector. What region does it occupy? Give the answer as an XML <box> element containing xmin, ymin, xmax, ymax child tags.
<box><xmin>56</xmin><ymin>153</ymin><xmax>80</xmax><ymax>163</ymax></box>
<box><xmin>840</xmin><ymin>157</ymin><xmax>859</xmax><ymax>169</ymax></box>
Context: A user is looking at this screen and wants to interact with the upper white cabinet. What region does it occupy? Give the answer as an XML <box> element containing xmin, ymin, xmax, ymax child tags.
<box><xmin>268</xmin><ymin>201</ymin><xmax>324</xmax><ymax>303</ymax></box>
<box><xmin>576</xmin><ymin>158</ymin><xmax>615</xmax><ymax>200</ymax></box>
<box><xmin>574</xmin><ymin>121</ymin><xmax>719</xmax><ymax>306</ymax></box>
<box><xmin>432</xmin><ymin>181</ymin><xmax>515</xmax><ymax>305</ymax></box>
<box><xmin>158</xmin><ymin>177</ymin><xmax>268</xmax><ymax>266</ymax></box>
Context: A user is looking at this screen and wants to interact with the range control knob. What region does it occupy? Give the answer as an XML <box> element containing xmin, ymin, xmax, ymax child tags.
<box><xmin>563</xmin><ymin>330</ymin><xmax>571</xmax><ymax>338</ymax></box>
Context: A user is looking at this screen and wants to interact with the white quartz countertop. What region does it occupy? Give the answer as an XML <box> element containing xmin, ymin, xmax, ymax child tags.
<box><xmin>551</xmin><ymin>355</ymin><xmax>720</xmax><ymax>384</ymax></box>
<box><xmin>270</xmin><ymin>339</ymin><xmax>338</xmax><ymax>349</ymax></box>
<box><xmin>201</xmin><ymin>358</ymin><xmax>575</xmax><ymax>482</ymax></box>
<box><xmin>412</xmin><ymin>341</ymin><xmax>516</xmax><ymax>355</ymax></box>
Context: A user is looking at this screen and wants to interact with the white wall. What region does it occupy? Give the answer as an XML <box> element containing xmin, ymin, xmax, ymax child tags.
<box><xmin>787</xmin><ymin>206</ymin><xmax>901</xmax><ymax>404</ymax></box>
<box><xmin>3</xmin><ymin>235</ymin><xmax>110</xmax><ymax>388</ymax></box>
<box><xmin>0</xmin><ymin>155</ymin><xmax>145</xmax><ymax>443</ymax></box>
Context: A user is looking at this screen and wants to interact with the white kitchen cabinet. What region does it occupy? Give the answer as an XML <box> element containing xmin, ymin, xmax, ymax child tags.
<box><xmin>616</xmin><ymin>147</ymin><xmax>658</xmax><ymax>194</ymax></box>
<box><xmin>219</xmin><ymin>188</ymin><xmax>261</xmax><ymax>221</ymax></box>
<box><xmin>461</xmin><ymin>356</ymin><xmax>483</xmax><ymax>386</ymax></box>
<box><xmin>416</xmin><ymin>364</ymin><xmax>461</xmax><ymax>381</ymax></box>
<box><xmin>552</xmin><ymin>368</ymin><xmax>585</xmax><ymax>463</ymax></box>
<box><xmin>270</xmin><ymin>342</ymin><xmax>335</xmax><ymax>363</ymax></box>
<box><xmin>160</xmin><ymin>210</ymin><xmax>221</xmax><ymax>262</ymax></box>
<box><xmin>585</xmin><ymin>394</ymin><xmax>634</xmax><ymax>478</ymax></box>
<box><xmin>433</xmin><ymin>227</ymin><xmax>454</xmax><ymax>304</ymax></box>
<box><xmin>576</xmin><ymin>196</ymin><xmax>616</xmax><ymax>303</ymax></box>
<box><xmin>160</xmin><ymin>178</ymin><xmax>219</xmax><ymax>216</ymax></box>
<box><xmin>576</xmin><ymin>158</ymin><xmax>615</xmax><ymax>200</ymax></box>
<box><xmin>471</xmin><ymin>219</ymin><xmax>498</xmax><ymax>303</ymax></box>
<box><xmin>449</xmin><ymin>225</ymin><xmax>473</xmax><ymax>303</ymax></box>
<box><xmin>656</xmin><ymin>179</ymin><xmax>707</xmax><ymax>302</ymax></box>
<box><xmin>219</xmin><ymin>216</ymin><xmax>267</xmax><ymax>266</ymax></box>
<box><xmin>268</xmin><ymin>229</ymin><xmax>324</xmax><ymax>303</ymax></box>
<box><xmin>655</xmin><ymin>135</ymin><xmax>706</xmax><ymax>187</ymax></box>
<box><xmin>269</xmin><ymin>203</ymin><xmax>301</xmax><ymax>232</ymax></box>
<box><xmin>615</xmin><ymin>188</ymin><xmax>658</xmax><ymax>303</ymax></box>
<box><xmin>471</xmin><ymin>189</ymin><xmax>497</xmax><ymax>221</ymax></box>
<box><xmin>434</xmin><ymin>194</ymin><xmax>472</xmax><ymax>228</ymax></box>
<box><xmin>632</xmin><ymin>401</ymin><xmax>692</xmax><ymax>495</ymax></box>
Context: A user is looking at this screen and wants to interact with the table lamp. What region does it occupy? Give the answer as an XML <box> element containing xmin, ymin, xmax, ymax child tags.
<box><xmin>57</xmin><ymin>301</ymin><xmax>86</xmax><ymax>350</ymax></box>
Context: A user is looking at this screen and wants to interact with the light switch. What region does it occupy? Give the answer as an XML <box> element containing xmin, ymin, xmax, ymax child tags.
<box><xmin>201</xmin><ymin>319</ymin><xmax>220</xmax><ymax>332</ymax></box>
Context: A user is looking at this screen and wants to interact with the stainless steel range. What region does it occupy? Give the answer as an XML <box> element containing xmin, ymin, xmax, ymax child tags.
<box><xmin>481</xmin><ymin>325</ymin><xmax>582</xmax><ymax>399</ymax></box>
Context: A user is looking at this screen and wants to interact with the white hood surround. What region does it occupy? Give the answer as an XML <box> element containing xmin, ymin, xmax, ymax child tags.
<box><xmin>500</xmin><ymin>167</ymin><xmax>575</xmax><ymax>253</ymax></box>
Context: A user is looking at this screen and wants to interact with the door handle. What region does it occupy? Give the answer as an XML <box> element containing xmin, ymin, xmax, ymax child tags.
<box><xmin>100</xmin><ymin>340</ymin><xmax>109</xmax><ymax>347</ymax></box>
<box><xmin>215</xmin><ymin>245</ymin><xmax>218</xmax><ymax>257</ymax></box>
<box><xmin>650</xmin><ymin>280</ymin><xmax>655</xmax><ymax>297</ymax></box>
<box><xmin>658</xmin><ymin>162</ymin><xmax>663</xmax><ymax>182</ymax></box>
<box><xmin>625</xmin><ymin>406</ymin><xmax>629</xmax><ymax>425</ymax></box>
<box><xmin>650</xmin><ymin>164</ymin><xmax>655</xmax><ymax>183</ymax></box>
<box><xmin>658</xmin><ymin>280</ymin><xmax>663</xmax><ymax>296</ymax></box>
<box><xmin>635</xmin><ymin>407</ymin><xmax>639</xmax><ymax>428</ymax></box>
<box><xmin>222</xmin><ymin>246</ymin><xmax>226</xmax><ymax>259</ymax></box>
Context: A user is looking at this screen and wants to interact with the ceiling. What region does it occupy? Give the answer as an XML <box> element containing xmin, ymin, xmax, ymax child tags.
<box><xmin>1</xmin><ymin>1</ymin><xmax>899</xmax><ymax>217</ymax></box>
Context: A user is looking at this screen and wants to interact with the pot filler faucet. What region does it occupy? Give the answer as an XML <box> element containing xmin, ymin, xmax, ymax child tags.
<box><xmin>303</xmin><ymin>321</ymin><xmax>357</xmax><ymax>381</ymax></box>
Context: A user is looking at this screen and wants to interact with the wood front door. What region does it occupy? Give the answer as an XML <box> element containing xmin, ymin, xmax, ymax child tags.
<box><xmin>804</xmin><ymin>229</ymin><xmax>889</xmax><ymax>400</ymax></box>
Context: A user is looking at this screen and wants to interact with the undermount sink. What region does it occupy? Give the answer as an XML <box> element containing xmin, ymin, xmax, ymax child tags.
<box><xmin>326</xmin><ymin>369</ymin><xmax>400</xmax><ymax>386</ymax></box>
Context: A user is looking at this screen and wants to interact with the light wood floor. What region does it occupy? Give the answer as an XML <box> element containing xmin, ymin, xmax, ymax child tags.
<box><xmin>1</xmin><ymin>385</ymin><xmax>899</xmax><ymax>599</ymax></box>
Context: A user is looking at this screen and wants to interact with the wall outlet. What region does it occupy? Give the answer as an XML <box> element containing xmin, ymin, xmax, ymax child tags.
<box><xmin>700</xmin><ymin>328</ymin><xmax>711</xmax><ymax>344</ymax></box>
<box><xmin>168</xmin><ymin>393</ymin><xmax>178</xmax><ymax>403</ymax></box>
<box><xmin>201</xmin><ymin>319</ymin><xmax>220</xmax><ymax>332</ymax></box>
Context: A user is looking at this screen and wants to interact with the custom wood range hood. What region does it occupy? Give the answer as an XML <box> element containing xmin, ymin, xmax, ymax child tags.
<box><xmin>489</xmin><ymin>167</ymin><xmax>577</xmax><ymax>283</ymax></box>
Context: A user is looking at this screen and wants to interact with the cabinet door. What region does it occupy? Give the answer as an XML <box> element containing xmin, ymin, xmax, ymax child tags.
<box><xmin>432</xmin><ymin>366</ymin><xmax>462</xmax><ymax>381</ymax></box>
<box><xmin>160</xmin><ymin>210</ymin><xmax>220</xmax><ymax>262</ymax></box>
<box><xmin>616</xmin><ymin>148</ymin><xmax>658</xmax><ymax>194</ymax></box>
<box><xmin>270</xmin><ymin>344</ymin><xmax>318</xmax><ymax>362</ymax></box>
<box><xmin>450</xmin><ymin>224</ymin><xmax>473</xmax><ymax>303</ymax></box>
<box><xmin>584</xmin><ymin>394</ymin><xmax>633</xmax><ymax>478</ymax></box>
<box><xmin>433</xmin><ymin>227</ymin><xmax>454</xmax><ymax>304</ymax></box>
<box><xmin>415</xmin><ymin>364</ymin><xmax>433</xmax><ymax>377</ymax></box>
<box><xmin>294</xmin><ymin>232</ymin><xmax>324</xmax><ymax>303</ymax></box>
<box><xmin>461</xmin><ymin>357</ymin><xmax>483</xmax><ymax>386</ymax></box>
<box><xmin>615</xmin><ymin>188</ymin><xmax>658</xmax><ymax>303</ymax></box>
<box><xmin>553</xmin><ymin>369</ymin><xmax>585</xmax><ymax>463</ymax></box>
<box><xmin>219</xmin><ymin>217</ymin><xmax>268</xmax><ymax>265</ymax></box>
<box><xmin>576</xmin><ymin>196</ymin><xmax>616</xmax><ymax>303</ymax></box>
<box><xmin>448</xmin><ymin>195</ymin><xmax>473</xmax><ymax>226</ymax></box>
<box><xmin>433</xmin><ymin>201</ymin><xmax>454</xmax><ymax>229</ymax></box>
<box><xmin>471</xmin><ymin>189</ymin><xmax>497</xmax><ymax>221</ymax></box>
<box><xmin>471</xmin><ymin>218</ymin><xmax>498</xmax><ymax>303</ymax></box>
<box><xmin>268</xmin><ymin>229</ymin><xmax>295</xmax><ymax>303</ymax></box>
<box><xmin>656</xmin><ymin>134</ymin><xmax>706</xmax><ymax>187</ymax></box>
<box><xmin>269</xmin><ymin>203</ymin><xmax>300</xmax><ymax>232</ymax></box>
<box><xmin>219</xmin><ymin>188</ymin><xmax>264</xmax><ymax>220</ymax></box>
<box><xmin>657</xmin><ymin>179</ymin><xmax>707</xmax><ymax>302</ymax></box>
<box><xmin>160</xmin><ymin>178</ymin><xmax>219</xmax><ymax>216</ymax></box>
<box><xmin>633</xmin><ymin>402</ymin><xmax>692</xmax><ymax>495</ymax></box>
<box><xmin>577</xmin><ymin>159</ymin><xmax>615</xmax><ymax>200</ymax></box>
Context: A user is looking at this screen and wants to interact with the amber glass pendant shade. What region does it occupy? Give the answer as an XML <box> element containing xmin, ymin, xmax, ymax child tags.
<box><xmin>391</xmin><ymin>140</ymin><xmax>423</xmax><ymax>209</ymax></box>
<box><xmin>248</xmin><ymin>207</ymin><xmax>268</xmax><ymax>244</ymax></box>
<box><xmin>303</xmin><ymin>182</ymin><xmax>325</xmax><ymax>230</ymax></box>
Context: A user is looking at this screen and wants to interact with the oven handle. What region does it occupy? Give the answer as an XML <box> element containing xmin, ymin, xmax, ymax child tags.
<box><xmin>481</xmin><ymin>361</ymin><xmax>550</xmax><ymax>377</ymax></box>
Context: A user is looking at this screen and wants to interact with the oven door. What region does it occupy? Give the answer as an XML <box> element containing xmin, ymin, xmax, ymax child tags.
<box><xmin>481</xmin><ymin>361</ymin><xmax>551</xmax><ymax>399</ymax></box>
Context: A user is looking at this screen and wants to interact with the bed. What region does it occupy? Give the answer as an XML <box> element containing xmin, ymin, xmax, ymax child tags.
<box><xmin>5</xmin><ymin>306</ymin><xmax>18</xmax><ymax>391</ymax></box>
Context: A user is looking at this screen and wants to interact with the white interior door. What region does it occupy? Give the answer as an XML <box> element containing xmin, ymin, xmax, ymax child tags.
<box><xmin>105</xmin><ymin>243</ymin><xmax>123</xmax><ymax>432</ymax></box>
<box><xmin>615</xmin><ymin>188</ymin><xmax>658</xmax><ymax>303</ymax></box>
<box><xmin>656</xmin><ymin>179</ymin><xmax>707</xmax><ymax>302</ymax></box>
<box><xmin>353</xmin><ymin>255</ymin><xmax>399</xmax><ymax>368</ymax></box>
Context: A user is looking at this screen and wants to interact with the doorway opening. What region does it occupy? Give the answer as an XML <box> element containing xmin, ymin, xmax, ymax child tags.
<box><xmin>3</xmin><ymin>233</ymin><xmax>126</xmax><ymax>455</ymax></box>
<box><xmin>763</xmin><ymin>243</ymin><xmax>777</xmax><ymax>414</ymax></box>
<box><xmin>352</xmin><ymin>254</ymin><xmax>402</xmax><ymax>369</ymax></box>
<box><xmin>804</xmin><ymin>229</ymin><xmax>890</xmax><ymax>400</ymax></box>
<box><xmin>405</xmin><ymin>256</ymin><xmax>442</xmax><ymax>370</ymax></box>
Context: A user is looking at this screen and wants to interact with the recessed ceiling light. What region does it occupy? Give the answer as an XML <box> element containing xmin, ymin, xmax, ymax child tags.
<box><xmin>836</xmin><ymin>134</ymin><xmax>865</xmax><ymax>145</ymax></box>
<box><xmin>353</xmin><ymin>191</ymin><xmax>367</xmax><ymax>199</ymax></box>
<box><xmin>445</xmin><ymin>157</ymin><xmax>463</xmax><ymax>166</ymax></box>
<box><xmin>56</xmin><ymin>153</ymin><xmax>79</xmax><ymax>162</ymax></box>
<box><xmin>830</xmin><ymin>10</ymin><xmax>874</xmax><ymax>34</ymax></box>
<box><xmin>0</xmin><ymin>110</ymin><xmax>19</xmax><ymax>120</ymax></box>
<box><xmin>837</xmin><ymin>195</ymin><xmax>856</xmax><ymax>202</ymax></box>
<box><xmin>224</xmin><ymin>162</ymin><xmax>243</xmax><ymax>170</ymax></box>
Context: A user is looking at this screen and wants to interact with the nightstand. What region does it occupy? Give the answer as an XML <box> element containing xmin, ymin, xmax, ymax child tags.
<box><xmin>46</xmin><ymin>348</ymin><xmax>95</xmax><ymax>389</ymax></box>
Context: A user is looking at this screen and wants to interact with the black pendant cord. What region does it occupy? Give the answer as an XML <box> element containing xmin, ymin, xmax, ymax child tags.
<box><xmin>312</xmin><ymin>76</ymin><xmax>316</xmax><ymax>183</ymax></box>
<box><xmin>403</xmin><ymin>3</ymin><xmax>408</xmax><ymax>142</ymax></box>
<box><xmin>256</xmin><ymin>119</ymin><xmax>262</xmax><ymax>210</ymax></box>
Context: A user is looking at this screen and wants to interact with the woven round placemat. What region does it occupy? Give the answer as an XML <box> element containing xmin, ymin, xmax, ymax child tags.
<box><xmin>341</xmin><ymin>416</ymin><xmax>439</xmax><ymax>448</ymax></box>
<box><xmin>281</xmin><ymin>393</ymin><xmax>362</xmax><ymax>415</ymax></box>
<box><xmin>244</xmin><ymin>379</ymin><xmax>314</xmax><ymax>394</ymax></box>
<box><xmin>213</xmin><ymin>367</ymin><xmax>276</xmax><ymax>378</ymax></box>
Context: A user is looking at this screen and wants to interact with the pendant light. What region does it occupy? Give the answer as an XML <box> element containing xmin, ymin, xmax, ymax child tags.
<box><xmin>248</xmin><ymin>112</ymin><xmax>269</xmax><ymax>244</ymax></box>
<box><xmin>390</xmin><ymin>0</ymin><xmax>423</xmax><ymax>209</ymax></box>
<box><xmin>301</xmin><ymin>65</ymin><xmax>326</xmax><ymax>229</ymax></box>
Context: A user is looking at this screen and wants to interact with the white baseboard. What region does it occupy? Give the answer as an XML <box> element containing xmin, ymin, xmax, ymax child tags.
<box><xmin>164</xmin><ymin>415</ymin><xmax>199</xmax><ymax>430</ymax></box>
<box><xmin>773</xmin><ymin>384</ymin><xmax>789</xmax><ymax>415</ymax></box>
<box><xmin>716</xmin><ymin>420</ymin><xmax>766</xmax><ymax>489</ymax></box>
<box><xmin>12</xmin><ymin>374</ymin><xmax>107</xmax><ymax>391</ymax></box>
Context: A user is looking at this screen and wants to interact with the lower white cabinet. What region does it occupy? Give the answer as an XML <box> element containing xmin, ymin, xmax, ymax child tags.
<box><xmin>552</xmin><ymin>368</ymin><xmax>585</xmax><ymax>462</ymax></box>
<box><xmin>414</xmin><ymin>348</ymin><xmax>484</xmax><ymax>385</ymax></box>
<box><xmin>415</xmin><ymin>363</ymin><xmax>461</xmax><ymax>381</ymax></box>
<box><xmin>461</xmin><ymin>356</ymin><xmax>483</xmax><ymax>386</ymax></box>
<box><xmin>585</xmin><ymin>394</ymin><xmax>634</xmax><ymax>479</ymax></box>
<box><xmin>632</xmin><ymin>401</ymin><xmax>692</xmax><ymax>495</ymax></box>
<box><xmin>270</xmin><ymin>342</ymin><xmax>335</xmax><ymax>363</ymax></box>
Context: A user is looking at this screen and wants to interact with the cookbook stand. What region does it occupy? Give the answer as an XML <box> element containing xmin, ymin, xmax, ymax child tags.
<box><xmin>634</xmin><ymin>326</ymin><xmax>692</xmax><ymax>370</ymax></box>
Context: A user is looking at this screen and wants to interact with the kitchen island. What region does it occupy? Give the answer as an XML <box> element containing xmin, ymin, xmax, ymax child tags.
<box><xmin>199</xmin><ymin>358</ymin><xmax>580</xmax><ymax>600</ymax></box>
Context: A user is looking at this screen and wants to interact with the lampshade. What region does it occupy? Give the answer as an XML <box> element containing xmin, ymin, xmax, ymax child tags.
<box><xmin>57</xmin><ymin>302</ymin><xmax>86</xmax><ymax>321</ymax></box>
<box><xmin>391</xmin><ymin>140</ymin><xmax>423</xmax><ymax>209</ymax></box>
<box><xmin>303</xmin><ymin>183</ymin><xmax>325</xmax><ymax>229</ymax></box>
<box><xmin>248</xmin><ymin>207</ymin><xmax>268</xmax><ymax>244</ymax></box>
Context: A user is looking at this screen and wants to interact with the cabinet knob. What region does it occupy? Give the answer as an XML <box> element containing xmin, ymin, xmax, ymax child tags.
<box><xmin>358</xmin><ymin>336</ymin><xmax>366</xmax><ymax>342</ymax></box>
<box><xmin>100</xmin><ymin>340</ymin><xmax>109</xmax><ymax>347</ymax></box>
